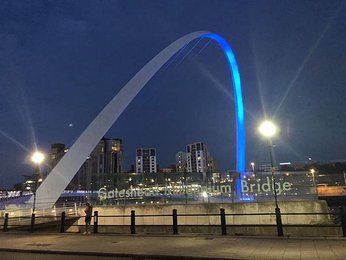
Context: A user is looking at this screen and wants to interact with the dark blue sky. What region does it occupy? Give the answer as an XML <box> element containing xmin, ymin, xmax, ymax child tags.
<box><xmin>0</xmin><ymin>1</ymin><xmax>345</xmax><ymax>188</ymax></box>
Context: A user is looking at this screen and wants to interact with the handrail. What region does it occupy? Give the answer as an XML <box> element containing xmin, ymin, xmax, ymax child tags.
<box><xmin>95</xmin><ymin>212</ymin><xmax>336</xmax><ymax>217</ymax></box>
<box><xmin>3</xmin><ymin>207</ymin><xmax>346</xmax><ymax>237</ymax></box>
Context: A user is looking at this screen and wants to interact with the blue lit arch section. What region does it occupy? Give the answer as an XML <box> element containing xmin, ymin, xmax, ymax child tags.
<box><xmin>201</xmin><ymin>33</ymin><xmax>245</xmax><ymax>174</ymax></box>
<box><xmin>32</xmin><ymin>31</ymin><xmax>246</xmax><ymax>208</ymax></box>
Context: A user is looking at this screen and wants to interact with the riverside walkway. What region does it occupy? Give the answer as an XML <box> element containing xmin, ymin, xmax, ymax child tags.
<box><xmin>0</xmin><ymin>233</ymin><xmax>346</xmax><ymax>259</ymax></box>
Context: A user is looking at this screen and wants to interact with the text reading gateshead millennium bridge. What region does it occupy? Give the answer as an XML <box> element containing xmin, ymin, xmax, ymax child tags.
<box><xmin>98</xmin><ymin>177</ymin><xmax>294</xmax><ymax>200</ymax></box>
<box><xmin>92</xmin><ymin>170</ymin><xmax>316</xmax><ymax>205</ymax></box>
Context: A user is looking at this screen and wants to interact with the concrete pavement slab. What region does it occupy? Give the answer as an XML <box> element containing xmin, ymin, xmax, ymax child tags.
<box><xmin>1</xmin><ymin>233</ymin><xmax>346</xmax><ymax>259</ymax></box>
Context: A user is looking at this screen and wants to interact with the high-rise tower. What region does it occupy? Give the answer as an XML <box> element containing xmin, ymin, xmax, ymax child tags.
<box><xmin>186</xmin><ymin>142</ymin><xmax>209</xmax><ymax>173</ymax></box>
<box><xmin>49</xmin><ymin>143</ymin><xmax>67</xmax><ymax>173</ymax></box>
<box><xmin>175</xmin><ymin>152</ymin><xmax>187</xmax><ymax>172</ymax></box>
<box><xmin>75</xmin><ymin>138</ymin><xmax>123</xmax><ymax>190</ymax></box>
<box><xmin>136</xmin><ymin>148</ymin><xmax>157</xmax><ymax>173</ymax></box>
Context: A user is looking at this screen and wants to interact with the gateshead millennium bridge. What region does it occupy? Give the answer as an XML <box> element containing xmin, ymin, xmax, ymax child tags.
<box><xmin>31</xmin><ymin>31</ymin><xmax>245</xmax><ymax>208</ymax></box>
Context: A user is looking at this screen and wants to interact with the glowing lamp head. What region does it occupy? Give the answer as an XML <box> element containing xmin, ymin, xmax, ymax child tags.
<box><xmin>31</xmin><ymin>151</ymin><xmax>45</xmax><ymax>165</ymax></box>
<box><xmin>258</xmin><ymin>121</ymin><xmax>277</xmax><ymax>138</ymax></box>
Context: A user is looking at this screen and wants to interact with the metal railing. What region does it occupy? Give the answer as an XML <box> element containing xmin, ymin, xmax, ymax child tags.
<box><xmin>3</xmin><ymin>206</ymin><xmax>346</xmax><ymax>237</ymax></box>
<box><xmin>2</xmin><ymin>202</ymin><xmax>79</xmax><ymax>218</ymax></box>
<box><xmin>1</xmin><ymin>202</ymin><xmax>79</xmax><ymax>232</ymax></box>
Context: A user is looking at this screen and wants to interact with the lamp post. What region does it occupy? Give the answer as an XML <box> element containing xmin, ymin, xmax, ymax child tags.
<box><xmin>258</xmin><ymin>120</ymin><xmax>283</xmax><ymax>236</ymax></box>
<box><xmin>202</xmin><ymin>191</ymin><xmax>209</xmax><ymax>203</ymax></box>
<box><xmin>32</xmin><ymin>178</ymin><xmax>43</xmax><ymax>213</ymax></box>
<box><xmin>310</xmin><ymin>169</ymin><xmax>318</xmax><ymax>197</ymax></box>
<box><xmin>250</xmin><ymin>162</ymin><xmax>256</xmax><ymax>201</ymax></box>
<box><xmin>30</xmin><ymin>151</ymin><xmax>45</xmax><ymax>213</ymax></box>
<box><xmin>250</xmin><ymin>162</ymin><xmax>255</xmax><ymax>173</ymax></box>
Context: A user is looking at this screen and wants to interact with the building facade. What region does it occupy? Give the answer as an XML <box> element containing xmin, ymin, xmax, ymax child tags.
<box><xmin>49</xmin><ymin>143</ymin><xmax>67</xmax><ymax>173</ymax></box>
<box><xmin>175</xmin><ymin>152</ymin><xmax>187</xmax><ymax>172</ymax></box>
<box><xmin>207</xmin><ymin>156</ymin><xmax>218</xmax><ymax>173</ymax></box>
<box><xmin>50</xmin><ymin>138</ymin><xmax>123</xmax><ymax>191</ymax></box>
<box><xmin>186</xmin><ymin>142</ymin><xmax>209</xmax><ymax>173</ymax></box>
<box><xmin>136</xmin><ymin>148</ymin><xmax>157</xmax><ymax>173</ymax></box>
<box><xmin>83</xmin><ymin>138</ymin><xmax>123</xmax><ymax>190</ymax></box>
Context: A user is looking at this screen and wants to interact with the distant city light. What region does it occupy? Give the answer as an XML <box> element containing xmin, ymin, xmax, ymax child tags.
<box><xmin>279</xmin><ymin>162</ymin><xmax>291</xmax><ymax>165</ymax></box>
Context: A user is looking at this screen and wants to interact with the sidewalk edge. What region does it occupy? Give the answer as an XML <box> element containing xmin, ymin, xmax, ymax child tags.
<box><xmin>0</xmin><ymin>247</ymin><xmax>244</xmax><ymax>260</ymax></box>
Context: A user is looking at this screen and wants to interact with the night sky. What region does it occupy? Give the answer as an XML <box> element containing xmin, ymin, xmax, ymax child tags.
<box><xmin>0</xmin><ymin>1</ymin><xmax>345</xmax><ymax>188</ymax></box>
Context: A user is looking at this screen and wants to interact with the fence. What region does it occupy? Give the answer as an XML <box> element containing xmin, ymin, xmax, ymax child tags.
<box><xmin>2</xmin><ymin>202</ymin><xmax>79</xmax><ymax>218</ymax></box>
<box><xmin>3</xmin><ymin>206</ymin><xmax>346</xmax><ymax>237</ymax></box>
<box><xmin>0</xmin><ymin>203</ymin><xmax>79</xmax><ymax>232</ymax></box>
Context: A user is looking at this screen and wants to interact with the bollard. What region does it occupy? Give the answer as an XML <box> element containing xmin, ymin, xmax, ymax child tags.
<box><xmin>220</xmin><ymin>208</ymin><xmax>227</xmax><ymax>235</ymax></box>
<box><xmin>60</xmin><ymin>212</ymin><xmax>66</xmax><ymax>233</ymax></box>
<box><xmin>93</xmin><ymin>211</ymin><xmax>98</xmax><ymax>234</ymax></box>
<box><xmin>339</xmin><ymin>206</ymin><xmax>346</xmax><ymax>237</ymax></box>
<box><xmin>275</xmin><ymin>207</ymin><xmax>284</xmax><ymax>237</ymax></box>
<box><xmin>3</xmin><ymin>213</ymin><xmax>8</xmax><ymax>232</ymax></box>
<box><xmin>30</xmin><ymin>213</ymin><xmax>35</xmax><ymax>233</ymax></box>
<box><xmin>131</xmin><ymin>210</ymin><xmax>136</xmax><ymax>234</ymax></box>
<box><xmin>173</xmin><ymin>209</ymin><xmax>178</xmax><ymax>235</ymax></box>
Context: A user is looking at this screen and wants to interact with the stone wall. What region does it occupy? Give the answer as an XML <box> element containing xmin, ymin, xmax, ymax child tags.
<box><xmin>78</xmin><ymin>201</ymin><xmax>332</xmax><ymax>225</ymax></box>
<box><xmin>71</xmin><ymin>201</ymin><xmax>342</xmax><ymax>236</ymax></box>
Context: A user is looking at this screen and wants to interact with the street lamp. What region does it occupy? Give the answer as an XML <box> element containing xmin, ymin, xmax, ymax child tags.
<box><xmin>250</xmin><ymin>162</ymin><xmax>256</xmax><ymax>201</ymax></box>
<box><xmin>310</xmin><ymin>169</ymin><xmax>318</xmax><ymax>197</ymax></box>
<box><xmin>30</xmin><ymin>151</ymin><xmax>45</xmax><ymax>213</ymax></box>
<box><xmin>250</xmin><ymin>162</ymin><xmax>255</xmax><ymax>174</ymax></box>
<box><xmin>258</xmin><ymin>120</ymin><xmax>283</xmax><ymax>236</ymax></box>
<box><xmin>202</xmin><ymin>191</ymin><xmax>209</xmax><ymax>203</ymax></box>
<box><xmin>31</xmin><ymin>151</ymin><xmax>45</xmax><ymax>168</ymax></box>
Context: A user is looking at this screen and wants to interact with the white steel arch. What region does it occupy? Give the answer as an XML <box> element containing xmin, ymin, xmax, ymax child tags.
<box><xmin>31</xmin><ymin>31</ymin><xmax>245</xmax><ymax>208</ymax></box>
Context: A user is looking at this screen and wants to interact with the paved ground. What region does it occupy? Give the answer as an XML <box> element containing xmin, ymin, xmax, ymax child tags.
<box><xmin>0</xmin><ymin>252</ymin><xmax>130</xmax><ymax>260</ymax></box>
<box><xmin>1</xmin><ymin>233</ymin><xmax>346</xmax><ymax>259</ymax></box>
